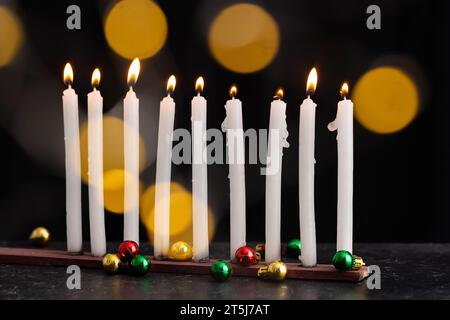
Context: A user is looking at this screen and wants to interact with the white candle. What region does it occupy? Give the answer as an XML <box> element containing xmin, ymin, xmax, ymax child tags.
<box><xmin>62</xmin><ymin>63</ymin><xmax>82</xmax><ymax>254</ymax></box>
<box><xmin>298</xmin><ymin>68</ymin><xmax>318</xmax><ymax>267</ymax></box>
<box><xmin>328</xmin><ymin>83</ymin><xmax>354</xmax><ymax>253</ymax></box>
<box><xmin>123</xmin><ymin>58</ymin><xmax>140</xmax><ymax>244</ymax></box>
<box><xmin>265</xmin><ymin>89</ymin><xmax>289</xmax><ymax>263</ymax></box>
<box><xmin>87</xmin><ymin>68</ymin><xmax>106</xmax><ymax>257</ymax></box>
<box><xmin>221</xmin><ymin>85</ymin><xmax>246</xmax><ymax>260</ymax></box>
<box><xmin>154</xmin><ymin>75</ymin><xmax>176</xmax><ymax>258</ymax></box>
<box><xmin>191</xmin><ymin>77</ymin><xmax>209</xmax><ymax>261</ymax></box>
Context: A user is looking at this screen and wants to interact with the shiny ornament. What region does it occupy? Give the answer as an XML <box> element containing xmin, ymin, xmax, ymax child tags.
<box><xmin>130</xmin><ymin>255</ymin><xmax>151</xmax><ymax>276</ymax></box>
<box><xmin>287</xmin><ymin>239</ymin><xmax>301</xmax><ymax>258</ymax></box>
<box><xmin>168</xmin><ymin>241</ymin><xmax>193</xmax><ymax>261</ymax></box>
<box><xmin>257</xmin><ymin>260</ymin><xmax>287</xmax><ymax>281</ymax></box>
<box><xmin>351</xmin><ymin>255</ymin><xmax>366</xmax><ymax>270</ymax></box>
<box><xmin>255</xmin><ymin>243</ymin><xmax>265</xmax><ymax>261</ymax></box>
<box><xmin>332</xmin><ymin>251</ymin><xmax>366</xmax><ymax>271</ymax></box>
<box><xmin>332</xmin><ymin>250</ymin><xmax>354</xmax><ymax>271</ymax></box>
<box><xmin>235</xmin><ymin>246</ymin><xmax>258</xmax><ymax>266</ymax></box>
<box><xmin>210</xmin><ymin>260</ymin><xmax>232</xmax><ymax>281</ymax></box>
<box><xmin>29</xmin><ymin>227</ymin><xmax>50</xmax><ymax>246</ymax></box>
<box><xmin>102</xmin><ymin>253</ymin><xmax>123</xmax><ymax>275</ymax></box>
<box><xmin>118</xmin><ymin>240</ymin><xmax>139</xmax><ymax>262</ymax></box>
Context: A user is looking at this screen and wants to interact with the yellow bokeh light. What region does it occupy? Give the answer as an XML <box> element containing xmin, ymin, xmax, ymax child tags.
<box><xmin>353</xmin><ymin>67</ymin><xmax>420</xmax><ymax>134</ymax></box>
<box><xmin>79</xmin><ymin>116</ymin><xmax>146</xmax><ymax>184</ymax></box>
<box><xmin>208</xmin><ymin>3</ymin><xmax>280</xmax><ymax>73</ymax></box>
<box><xmin>103</xmin><ymin>169</ymin><xmax>143</xmax><ymax>214</ymax></box>
<box><xmin>141</xmin><ymin>182</ymin><xmax>216</xmax><ymax>245</ymax></box>
<box><xmin>0</xmin><ymin>6</ymin><xmax>23</xmax><ymax>67</ymax></box>
<box><xmin>104</xmin><ymin>0</ymin><xmax>168</xmax><ymax>60</ymax></box>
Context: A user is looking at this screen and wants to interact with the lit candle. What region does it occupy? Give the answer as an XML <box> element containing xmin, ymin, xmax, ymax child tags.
<box><xmin>298</xmin><ymin>68</ymin><xmax>318</xmax><ymax>267</ymax></box>
<box><xmin>123</xmin><ymin>58</ymin><xmax>140</xmax><ymax>244</ymax></box>
<box><xmin>328</xmin><ymin>83</ymin><xmax>354</xmax><ymax>253</ymax></box>
<box><xmin>221</xmin><ymin>85</ymin><xmax>246</xmax><ymax>260</ymax></box>
<box><xmin>87</xmin><ymin>68</ymin><xmax>106</xmax><ymax>257</ymax></box>
<box><xmin>191</xmin><ymin>77</ymin><xmax>209</xmax><ymax>261</ymax></box>
<box><xmin>154</xmin><ymin>75</ymin><xmax>176</xmax><ymax>258</ymax></box>
<box><xmin>265</xmin><ymin>88</ymin><xmax>289</xmax><ymax>263</ymax></box>
<box><xmin>62</xmin><ymin>63</ymin><xmax>82</xmax><ymax>254</ymax></box>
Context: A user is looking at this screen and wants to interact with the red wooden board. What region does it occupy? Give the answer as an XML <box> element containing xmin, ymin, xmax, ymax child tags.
<box><xmin>0</xmin><ymin>247</ymin><xmax>368</xmax><ymax>282</ymax></box>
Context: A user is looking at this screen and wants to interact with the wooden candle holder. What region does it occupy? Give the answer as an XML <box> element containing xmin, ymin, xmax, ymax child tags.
<box><xmin>0</xmin><ymin>246</ymin><xmax>368</xmax><ymax>282</ymax></box>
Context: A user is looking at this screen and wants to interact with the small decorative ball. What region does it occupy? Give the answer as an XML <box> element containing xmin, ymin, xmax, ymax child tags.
<box><xmin>257</xmin><ymin>260</ymin><xmax>287</xmax><ymax>281</ymax></box>
<box><xmin>168</xmin><ymin>241</ymin><xmax>193</xmax><ymax>261</ymax></box>
<box><xmin>210</xmin><ymin>261</ymin><xmax>232</xmax><ymax>281</ymax></box>
<box><xmin>287</xmin><ymin>239</ymin><xmax>301</xmax><ymax>258</ymax></box>
<box><xmin>102</xmin><ymin>253</ymin><xmax>122</xmax><ymax>275</ymax></box>
<box><xmin>29</xmin><ymin>227</ymin><xmax>50</xmax><ymax>246</ymax></box>
<box><xmin>118</xmin><ymin>240</ymin><xmax>139</xmax><ymax>262</ymax></box>
<box><xmin>130</xmin><ymin>255</ymin><xmax>151</xmax><ymax>276</ymax></box>
<box><xmin>351</xmin><ymin>255</ymin><xmax>366</xmax><ymax>270</ymax></box>
<box><xmin>235</xmin><ymin>246</ymin><xmax>258</xmax><ymax>266</ymax></box>
<box><xmin>255</xmin><ymin>243</ymin><xmax>265</xmax><ymax>261</ymax></box>
<box><xmin>332</xmin><ymin>250</ymin><xmax>354</xmax><ymax>271</ymax></box>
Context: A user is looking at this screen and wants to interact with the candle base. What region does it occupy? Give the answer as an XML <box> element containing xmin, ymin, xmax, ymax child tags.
<box><xmin>0</xmin><ymin>247</ymin><xmax>369</xmax><ymax>282</ymax></box>
<box><xmin>67</xmin><ymin>251</ymin><xmax>84</xmax><ymax>256</ymax></box>
<box><xmin>154</xmin><ymin>255</ymin><xmax>169</xmax><ymax>261</ymax></box>
<box><xmin>194</xmin><ymin>256</ymin><xmax>210</xmax><ymax>263</ymax></box>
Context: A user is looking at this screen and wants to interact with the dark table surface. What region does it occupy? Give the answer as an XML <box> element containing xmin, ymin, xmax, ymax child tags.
<box><xmin>1</xmin><ymin>242</ymin><xmax>449</xmax><ymax>300</ymax></box>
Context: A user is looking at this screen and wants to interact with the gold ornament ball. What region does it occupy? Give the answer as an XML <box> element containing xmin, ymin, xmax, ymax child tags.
<box><xmin>168</xmin><ymin>241</ymin><xmax>193</xmax><ymax>261</ymax></box>
<box><xmin>352</xmin><ymin>255</ymin><xmax>366</xmax><ymax>270</ymax></box>
<box><xmin>29</xmin><ymin>227</ymin><xmax>50</xmax><ymax>246</ymax></box>
<box><xmin>257</xmin><ymin>260</ymin><xmax>287</xmax><ymax>281</ymax></box>
<box><xmin>102</xmin><ymin>253</ymin><xmax>123</xmax><ymax>274</ymax></box>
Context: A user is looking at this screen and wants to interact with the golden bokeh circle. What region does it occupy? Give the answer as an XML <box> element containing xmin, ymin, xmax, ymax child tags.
<box><xmin>353</xmin><ymin>67</ymin><xmax>419</xmax><ymax>134</ymax></box>
<box><xmin>103</xmin><ymin>169</ymin><xmax>143</xmax><ymax>214</ymax></box>
<box><xmin>0</xmin><ymin>6</ymin><xmax>23</xmax><ymax>67</ymax></box>
<box><xmin>104</xmin><ymin>169</ymin><xmax>127</xmax><ymax>214</ymax></box>
<box><xmin>79</xmin><ymin>116</ymin><xmax>146</xmax><ymax>214</ymax></box>
<box><xmin>104</xmin><ymin>0</ymin><xmax>168</xmax><ymax>60</ymax></box>
<box><xmin>79</xmin><ymin>115</ymin><xmax>146</xmax><ymax>184</ymax></box>
<box><xmin>141</xmin><ymin>182</ymin><xmax>216</xmax><ymax>244</ymax></box>
<box><xmin>208</xmin><ymin>3</ymin><xmax>280</xmax><ymax>73</ymax></box>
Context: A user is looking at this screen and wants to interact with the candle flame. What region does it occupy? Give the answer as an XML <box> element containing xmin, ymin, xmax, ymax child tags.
<box><xmin>274</xmin><ymin>88</ymin><xmax>284</xmax><ymax>100</ymax></box>
<box><xmin>195</xmin><ymin>76</ymin><xmax>204</xmax><ymax>93</ymax></box>
<box><xmin>167</xmin><ymin>75</ymin><xmax>176</xmax><ymax>94</ymax></box>
<box><xmin>127</xmin><ymin>58</ymin><xmax>140</xmax><ymax>87</ymax></box>
<box><xmin>229</xmin><ymin>85</ymin><xmax>237</xmax><ymax>98</ymax></box>
<box><xmin>306</xmin><ymin>67</ymin><xmax>318</xmax><ymax>95</ymax></box>
<box><xmin>63</xmin><ymin>63</ymin><xmax>73</xmax><ymax>86</ymax></box>
<box><xmin>340</xmin><ymin>82</ymin><xmax>349</xmax><ymax>98</ymax></box>
<box><xmin>91</xmin><ymin>68</ymin><xmax>101</xmax><ymax>88</ymax></box>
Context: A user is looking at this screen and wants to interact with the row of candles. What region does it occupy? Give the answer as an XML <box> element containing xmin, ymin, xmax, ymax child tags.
<box><xmin>62</xmin><ymin>59</ymin><xmax>353</xmax><ymax>266</ymax></box>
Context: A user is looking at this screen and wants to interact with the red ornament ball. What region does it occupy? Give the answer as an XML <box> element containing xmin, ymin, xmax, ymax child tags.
<box><xmin>118</xmin><ymin>240</ymin><xmax>139</xmax><ymax>262</ymax></box>
<box><xmin>235</xmin><ymin>246</ymin><xmax>258</xmax><ymax>266</ymax></box>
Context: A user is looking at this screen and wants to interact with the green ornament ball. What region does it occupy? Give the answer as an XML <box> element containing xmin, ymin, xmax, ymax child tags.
<box><xmin>210</xmin><ymin>260</ymin><xmax>232</xmax><ymax>281</ymax></box>
<box><xmin>287</xmin><ymin>239</ymin><xmax>302</xmax><ymax>258</ymax></box>
<box><xmin>130</xmin><ymin>255</ymin><xmax>151</xmax><ymax>276</ymax></box>
<box><xmin>332</xmin><ymin>250</ymin><xmax>353</xmax><ymax>271</ymax></box>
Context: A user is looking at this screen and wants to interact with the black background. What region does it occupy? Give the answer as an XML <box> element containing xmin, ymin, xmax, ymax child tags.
<box><xmin>1</xmin><ymin>0</ymin><xmax>449</xmax><ymax>243</ymax></box>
